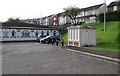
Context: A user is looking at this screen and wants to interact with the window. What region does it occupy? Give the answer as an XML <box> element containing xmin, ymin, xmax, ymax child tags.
<box><xmin>22</xmin><ymin>30</ymin><xmax>29</xmax><ymax>37</ymax></box>
<box><xmin>36</xmin><ymin>30</ymin><xmax>38</xmax><ymax>36</ymax></box>
<box><xmin>53</xmin><ymin>31</ymin><xmax>56</xmax><ymax>36</ymax></box>
<box><xmin>3</xmin><ymin>29</ymin><xmax>8</xmax><ymax>37</ymax></box>
<box><xmin>4</xmin><ymin>32</ymin><xmax>8</xmax><ymax>37</ymax></box>
<box><xmin>85</xmin><ymin>11</ymin><xmax>88</xmax><ymax>16</ymax></box>
<box><xmin>47</xmin><ymin>31</ymin><xmax>49</xmax><ymax>36</ymax></box>
<box><xmin>12</xmin><ymin>30</ymin><xmax>15</xmax><ymax>36</ymax></box>
<box><xmin>90</xmin><ymin>17</ymin><xmax>96</xmax><ymax>23</ymax></box>
<box><xmin>113</xmin><ymin>6</ymin><xmax>117</xmax><ymax>11</ymax></box>
<box><xmin>25</xmin><ymin>31</ymin><xmax>29</xmax><ymax>36</ymax></box>
<box><xmin>82</xmin><ymin>11</ymin><xmax>84</xmax><ymax>16</ymax></box>
<box><xmin>22</xmin><ymin>31</ymin><xmax>25</xmax><ymax>36</ymax></box>
<box><xmin>36</xmin><ymin>32</ymin><xmax>38</xmax><ymax>36</ymax></box>
<box><xmin>41</xmin><ymin>31</ymin><xmax>44</xmax><ymax>35</ymax></box>
<box><xmin>54</xmin><ymin>18</ymin><xmax>56</xmax><ymax>20</ymax></box>
<box><xmin>93</xmin><ymin>10</ymin><xmax>95</xmax><ymax>15</ymax></box>
<box><xmin>93</xmin><ymin>7</ymin><xmax>96</xmax><ymax>15</ymax></box>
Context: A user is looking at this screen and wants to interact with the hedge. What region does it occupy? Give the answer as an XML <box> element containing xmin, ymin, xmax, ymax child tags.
<box><xmin>98</xmin><ymin>11</ymin><xmax>120</xmax><ymax>22</ymax></box>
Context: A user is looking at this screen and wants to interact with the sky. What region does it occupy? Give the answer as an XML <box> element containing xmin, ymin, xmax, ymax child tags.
<box><xmin>0</xmin><ymin>0</ymin><xmax>116</xmax><ymax>22</ymax></box>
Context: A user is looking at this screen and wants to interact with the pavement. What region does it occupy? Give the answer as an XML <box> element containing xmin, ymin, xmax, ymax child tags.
<box><xmin>60</xmin><ymin>43</ymin><xmax>120</xmax><ymax>62</ymax></box>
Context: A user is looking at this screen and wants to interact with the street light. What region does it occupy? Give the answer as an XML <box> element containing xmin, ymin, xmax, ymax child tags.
<box><xmin>104</xmin><ymin>0</ymin><xmax>106</xmax><ymax>31</ymax></box>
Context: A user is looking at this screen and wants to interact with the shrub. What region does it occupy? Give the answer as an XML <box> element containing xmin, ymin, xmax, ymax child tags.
<box><xmin>98</xmin><ymin>11</ymin><xmax>120</xmax><ymax>22</ymax></box>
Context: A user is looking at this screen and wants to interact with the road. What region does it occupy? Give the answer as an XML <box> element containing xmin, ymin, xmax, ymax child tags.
<box><xmin>2</xmin><ymin>42</ymin><xmax>119</xmax><ymax>74</ymax></box>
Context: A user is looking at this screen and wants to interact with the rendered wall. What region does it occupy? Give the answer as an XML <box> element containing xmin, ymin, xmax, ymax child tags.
<box><xmin>0</xmin><ymin>29</ymin><xmax>59</xmax><ymax>41</ymax></box>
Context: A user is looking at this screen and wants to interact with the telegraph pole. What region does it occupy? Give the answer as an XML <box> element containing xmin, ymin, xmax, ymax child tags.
<box><xmin>104</xmin><ymin>0</ymin><xmax>106</xmax><ymax>31</ymax></box>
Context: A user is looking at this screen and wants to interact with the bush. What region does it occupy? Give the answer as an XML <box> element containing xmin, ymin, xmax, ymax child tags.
<box><xmin>98</xmin><ymin>11</ymin><xmax>120</xmax><ymax>22</ymax></box>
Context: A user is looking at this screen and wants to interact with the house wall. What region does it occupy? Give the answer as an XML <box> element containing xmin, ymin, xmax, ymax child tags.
<box><xmin>99</xmin><ymin>4</ymin><xmax>108</xmax><ymax>14</ymax></box>
<box><xmin>108</xmin><ymin>5</ymin><xmax>120</xmax><ymax>12</ymax></box>
<box><xmin>76</xmin><ymin>4</ymin><xmax>108</xmax><ymax>24</ymax></box>
<box><xmin>0</xmin><ymin>28</ymin><xmax>59</xmax><ymax>41</ymax></box>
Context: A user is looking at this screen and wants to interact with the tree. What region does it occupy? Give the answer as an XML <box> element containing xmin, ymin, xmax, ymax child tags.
<box><xmin>62</xmin><ymin>6</ymin><xmax>80</xmax><ymax>25</ymax></box>
<box><xmin>7</xmin><ymin>17</ymin><xmax>20</xmax><ymax>22</ymax></box>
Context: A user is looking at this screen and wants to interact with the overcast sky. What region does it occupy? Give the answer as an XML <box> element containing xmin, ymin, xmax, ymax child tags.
<box><xmin>0</xmin><ymin>0</ymin><xmax>116</xmax><ymax>22</ymax></box>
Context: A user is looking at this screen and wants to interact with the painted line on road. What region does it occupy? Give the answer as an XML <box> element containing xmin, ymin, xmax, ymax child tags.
<box><xmin>67</xmin><ymin>49</ymin><xmax>120</xmax><ymax>63</ymax></box>
<box><xmin>95</xmin><ymin>58</ymin><xmax>119</xmax><ymax>65</ymax></box>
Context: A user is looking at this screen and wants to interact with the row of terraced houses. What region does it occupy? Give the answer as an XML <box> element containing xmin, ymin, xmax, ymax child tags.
<box><xmin>21</xmin><ymin>1</ymin><xmax>120</xmax><ymax>26</ymax></box>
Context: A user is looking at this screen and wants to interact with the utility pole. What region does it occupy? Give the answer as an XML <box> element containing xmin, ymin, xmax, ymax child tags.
<box><xmin>104</xmin><ymin>0</ymin><xmax>106</xmax><ymax>31</ymax></box>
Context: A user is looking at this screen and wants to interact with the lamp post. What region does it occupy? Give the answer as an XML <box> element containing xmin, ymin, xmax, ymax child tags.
<box><xmin>104</xmin><ymin>0</ymin><xmax>106</xmax><ymax>31</ymax></box>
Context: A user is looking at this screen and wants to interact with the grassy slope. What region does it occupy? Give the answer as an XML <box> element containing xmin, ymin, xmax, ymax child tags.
<box><xmin>62</xmin><ymin>21</ymin><xmax>119</xmax><ymax>53</ymax></box>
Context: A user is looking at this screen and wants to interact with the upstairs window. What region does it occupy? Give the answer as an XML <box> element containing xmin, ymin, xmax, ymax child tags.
<box><xmin>85</xmin><ymin>11</ymin><xmax>88</xmax><ymax>16</ymax></box>
<box><xmin>93</xmin><ymin>7</ymin><xmax>96</xmax><ymax>15</ymax></box>
<box><xmin>113</xmin><ymin>6</ymin><xmax>117</xmax><ymax>11</ymax></box>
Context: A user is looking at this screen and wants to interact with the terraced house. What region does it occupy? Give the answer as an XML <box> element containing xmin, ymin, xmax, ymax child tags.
<box><xmin>107</xmin><ymin>1</ymin><xmax>120</xmax><ymax>12</ymax></box>
<box><xmin>76</xmin><ymin>3</ymin><xmax>107</xmax><ymax>24</ymax></box>
<box><xmin>21</xmin><ymin>3</ymin><xmax>108</xmax><ymax>26</ymax></box>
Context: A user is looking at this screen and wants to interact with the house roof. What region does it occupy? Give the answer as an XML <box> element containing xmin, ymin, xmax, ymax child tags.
<box><xmin>1</xmin><ymin>22</ymin><xmax>49</xmax><ymax>28</ymax></box>
<box><xmin>81</xmin><ymin>3</ymin><xmax>104</xmax><ymax>11</ymax></box>
<box><xmin>1</xmin><ymin>22</ymin><xmax>61</xmax><ymax>30</ymax></box>
<box><xmin>108</xmin><ymin>1</ymin><xmax>120</xmax><ymax>7</ymax></box>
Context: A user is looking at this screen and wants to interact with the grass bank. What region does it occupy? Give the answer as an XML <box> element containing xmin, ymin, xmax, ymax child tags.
<box><xmin>62</xmin><ymin>21</ymin><xmax>119</xmax><ymax>53</ymax></box>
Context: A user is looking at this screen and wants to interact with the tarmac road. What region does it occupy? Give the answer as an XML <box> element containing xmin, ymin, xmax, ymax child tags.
<box><xmin>2</xmin><ymin>42</ymin><xmax>119</xmax><ymax>74</ymax></box>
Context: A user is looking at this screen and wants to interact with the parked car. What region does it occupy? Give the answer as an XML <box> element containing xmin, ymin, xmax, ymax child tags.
<box><xmin>40</xmin><ymin>35</ymin><xmax>60</xmax><ymax>44</ymax></box>
<box><xmin>37</xmin><ymin>35</ymin><xmax>47</xmax><ymax>43</ymax></box>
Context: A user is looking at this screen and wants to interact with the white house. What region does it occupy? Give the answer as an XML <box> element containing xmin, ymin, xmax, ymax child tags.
<box><xmin>0</xmin><ymin>22</ymin><xmax>60</xmax><ymax>42</ymax></box>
